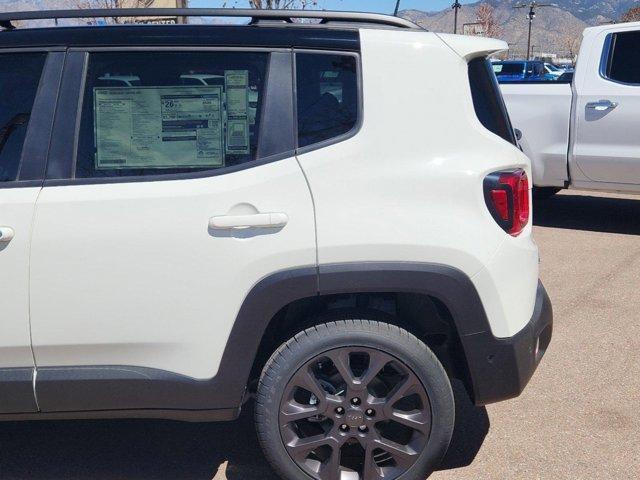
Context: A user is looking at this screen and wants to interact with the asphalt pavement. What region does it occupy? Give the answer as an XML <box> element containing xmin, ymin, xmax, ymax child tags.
<box><xmin>0</xmin><ymin>189</ymin><xmax>638</xmax><ymax>479</ymax></box>
<box><xmin>432</xmin><ymin>189</ymin><xmax>640</xmax><ymax>480</ymax></box>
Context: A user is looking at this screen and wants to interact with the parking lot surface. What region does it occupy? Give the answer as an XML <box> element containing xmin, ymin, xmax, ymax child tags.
<box><xmin>0</xmin><ymin>190</ymin><xmax>638</xmax><ymax>480</ymax></box>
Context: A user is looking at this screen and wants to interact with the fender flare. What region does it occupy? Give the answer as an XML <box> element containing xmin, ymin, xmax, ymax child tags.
<box><xmin>214</xmin><ymin>262</ymin><xmax>493</xmax><ymax>408</ymax></box>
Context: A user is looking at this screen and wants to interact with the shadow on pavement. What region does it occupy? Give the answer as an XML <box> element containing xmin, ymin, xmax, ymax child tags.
<box><xmin>534</xmin><ymin>192</ymin><xmax>640</xmax><ymax>235</ymax></box>
<box><xmin>436</xmin><ymin>380</ymin><xmax>490</xmax><ymax>472</ymax></box>
<box><xmin>0</xmin><ymin>406</ymin><xmax>277</xmax><ymax>480</ymax></box>
<box><xmin>0</xmin><ymin>383</ymin><xmax>488</xmax><ymax>479</ymax></box>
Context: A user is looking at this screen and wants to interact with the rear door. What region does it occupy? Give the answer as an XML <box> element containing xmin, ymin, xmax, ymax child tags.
<box><xmin>0</xmin><ymin>50</ymin><xmax>62</xmax><ymax>414</ymax></box>
<box><xmin>28</xmin><ymin>49</ymin><xmax>316</xmax><ymax>412</ymax></box>
<box><xmin>573</xmin><ymin>27</ymin><xmax>640</xmax><ymax>185</ymax></box>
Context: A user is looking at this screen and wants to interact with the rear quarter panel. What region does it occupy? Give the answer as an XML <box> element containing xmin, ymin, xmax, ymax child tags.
<box><xmin>296</xmin><ymin>29</ymin><xmax>539</xmax><ymax>337</ymax></box>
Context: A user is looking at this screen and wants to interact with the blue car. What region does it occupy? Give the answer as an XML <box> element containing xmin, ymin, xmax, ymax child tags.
<box><xmin>492</xmin><ymin>60</ymin><xmax>557</xmax><ymax>83</ymax></box>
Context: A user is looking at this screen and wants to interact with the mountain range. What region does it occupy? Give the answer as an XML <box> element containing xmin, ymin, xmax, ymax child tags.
<box><xmin>401</xmin><ymin>0</ymin><xmax>639</xmax><ymax>56</ymax></box>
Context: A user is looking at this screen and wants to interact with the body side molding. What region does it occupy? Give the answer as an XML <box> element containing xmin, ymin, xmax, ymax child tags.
<box><xmin>0</xmin><ymin>368</ymin><xmax>38</xmax><ymax>413</ymax></box>
<box><xmin>35</xmin><ymin>267</ymin><xmax>319</xmax><ymax>413</ymax></box>
<box><xmin>31</xmin><ymin>262</ymin><xmax>524</xmax><ymax>415</ymax></box>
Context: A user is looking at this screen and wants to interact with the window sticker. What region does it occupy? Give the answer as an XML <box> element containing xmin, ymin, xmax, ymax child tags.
<box><xmin>94</xmin><ymin>86</ymin><xmax>224</xmax><ymax>169</ymax></box>
<box><xmin>248</xmin><ymin>87</ymin><xmax>258</xmax><ymax>125</ymax></box>
<box><xmin>224</xmin><ymin>70</ymin><xmax>250</xmax><ymax>155</ymax></box>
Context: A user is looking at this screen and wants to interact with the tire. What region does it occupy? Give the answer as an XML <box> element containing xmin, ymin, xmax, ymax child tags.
<box><xmin>532</xmin><ymin>186</ymin><xmax>561</xmax><ymax>200</ymax></box>
<box><xmin>255</xmin><ymin>319</ymin><xmax>455</xmax><ymax>480</ymax></box>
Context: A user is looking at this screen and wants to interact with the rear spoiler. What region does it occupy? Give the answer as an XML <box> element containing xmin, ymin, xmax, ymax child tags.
<box><xmin>435</xmin><ymin>34</ymin><xmax>507</xmax><ymax>61</ymax></box>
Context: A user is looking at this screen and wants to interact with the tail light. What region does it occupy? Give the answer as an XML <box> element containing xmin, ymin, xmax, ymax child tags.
<box><xmin>483</xmin><ymin>169</ymin><xmax>530</xmax><ymax>236</ymax></box>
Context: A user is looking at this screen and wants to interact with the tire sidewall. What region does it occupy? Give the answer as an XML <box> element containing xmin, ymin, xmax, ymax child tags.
<box><xmin>255</xmin><ymin>322</ymin><xmax>454</xmax><ymax>480</ymax></box>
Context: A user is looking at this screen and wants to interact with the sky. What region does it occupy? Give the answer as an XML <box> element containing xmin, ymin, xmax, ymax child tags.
<box><xmin>189</xmin><ymin>0</ymin><xmax>476</xmax><ymax>14</ymax></box>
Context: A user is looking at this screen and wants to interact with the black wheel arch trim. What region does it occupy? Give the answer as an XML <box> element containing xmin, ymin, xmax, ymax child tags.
<box><xmin>240</xmin><ymin>262</ymin><xmax>551</xmax><ymax>408</ymax></box>
<box><xmin>318</xmin><ymin>262</ymin><xmax>490</xmax><ymax>336</ymax></box>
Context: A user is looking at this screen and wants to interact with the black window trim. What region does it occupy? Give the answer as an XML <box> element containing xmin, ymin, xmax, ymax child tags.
<box><xmin>293</xmin><ymin>48</ymin><xmax>363</xmax><ymax>156</ymax></box>
<box><xmin>0</xmin><ymin>48</ymin><xmax>63</xmax><ymax>189</ymax></box>
<box><xmin>599</xmin><ymin>31</ymin><xmax>640</xmax><ymax>87</ymax></box>
<box><xmin>44</xmin><ymin>46</ymin><xmax>296</xmax><ymax>187</ymax></box>
<box><xmin>469</xmin><ymin>57</ymin><xmax>517</xmax><ymax>146</ymax></box>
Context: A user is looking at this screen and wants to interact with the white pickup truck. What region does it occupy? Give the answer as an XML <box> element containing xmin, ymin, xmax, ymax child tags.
<box><xmin>500</xmin><ymin>21</ymin><xmax>640</xmax><ymax>197</ymax></box>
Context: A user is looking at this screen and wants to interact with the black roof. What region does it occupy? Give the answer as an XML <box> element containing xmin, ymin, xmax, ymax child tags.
<box><xmin>0</xmin><ymin>24</ymin><xmax>361</xmax><ymax>51</ymax></box>
<box><xmin>0</xmin><ymin>8</ymin><xmax>423</xmax><ymax>51</ymax></box>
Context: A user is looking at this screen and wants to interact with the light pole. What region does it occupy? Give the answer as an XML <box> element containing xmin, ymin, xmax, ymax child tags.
<box><xmin>394</xmin><ymin>0</ymin><xmax>402</xmax><ymax>16</ymax></box>
<box><xmin>452</xmin><ymin>0</ymin><xmax>462</xmax><ymax>34</ymax></box>
<box><xmin>525</xmin><ymin>5</ymin><xmax>536</xmax><ymax>60</ymax></box>
<box><xmin>514</xmin><ymin>2</ymin><xmax>556</xmax><ymax>60</ymax></box>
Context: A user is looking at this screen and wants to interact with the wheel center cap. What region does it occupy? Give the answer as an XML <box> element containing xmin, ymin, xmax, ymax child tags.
<box><xmin>344</xmin><ymin>411</ymin><xmax>364</xmax><ymax>427</ymax></box>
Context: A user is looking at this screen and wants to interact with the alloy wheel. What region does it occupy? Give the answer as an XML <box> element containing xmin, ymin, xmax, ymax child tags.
<box><xmin>279</xmin><ymin>347</ymin><xmax>432</xmax><ymax>480</ymax></box>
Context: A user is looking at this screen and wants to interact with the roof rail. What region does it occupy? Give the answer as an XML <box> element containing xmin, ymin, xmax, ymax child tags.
<box><xmin>0</xmin><ymin>8</ymin><xmax>421</xmax><ymax>31</ymax></box>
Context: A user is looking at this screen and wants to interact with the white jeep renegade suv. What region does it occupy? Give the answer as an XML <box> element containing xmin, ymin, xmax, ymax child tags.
<box><xmin>0</xmin><ymin>8</ymin><xmax>552</xmax><ymax>480</ymax></box>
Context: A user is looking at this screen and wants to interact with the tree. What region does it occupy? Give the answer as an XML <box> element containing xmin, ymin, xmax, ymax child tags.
<box><xmin>476</xmin><ymin>3</ymin><xmax>501</xmax><ymax>38</ymax></box>
<box><xmin>620</xmin><ymin>6</ymin><xmax>640</xmax><ymax>22</ymax></box>
<box><xmin>78</xmin><ymin>0</ymin><xmax>156</xmax><ymax>8</ymax></box>
<box><xmin>222</xmin><ymin>0</ymin><xmax>318</xmax><ymax>8</ymax></box>
<box><xmin>245</xmin><ymin>0</ymin><xmax>318</xmax><ymax>7</ymax></box>
<box><xmin>560</xmin><ymin>34</ymin><xmax>581</xmax><ymax>61</ymax></box>
<box><xmin>76</xmin><ymin>0</ymin><xmax>156</xmax><ymax>24</ymax></box>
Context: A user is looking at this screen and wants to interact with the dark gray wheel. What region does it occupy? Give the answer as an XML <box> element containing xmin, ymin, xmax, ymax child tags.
<box><xmin>255</xmin><ymin>320</ymin><xmax>454</xmax><ymax>480</ymax></box>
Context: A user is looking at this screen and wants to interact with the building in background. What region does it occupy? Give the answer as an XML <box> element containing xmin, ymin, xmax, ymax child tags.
<box><xmin>118</xmin><ymin>0</ymin><xmax>187</xmax><ymax>24</ymax></box>
<box><xmin>462</xmin><ymin>22</ymin><xmax>485</xmax><ymax>36</ymax></box>
<box><xmin>76</xmin><ymin>0</ymin><xmax>187</xmax><ymax>24</ymax></box>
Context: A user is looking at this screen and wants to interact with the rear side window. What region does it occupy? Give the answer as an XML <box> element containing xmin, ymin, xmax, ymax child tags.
<box><xmin>296</xmin><ymin>53</ymin><xmax>359</xmax><ymax>149</ymax></box>
<box><xmin>604</xmin><ymin>31</ymin><xmax>640</xmax><ymax>85</ymax></box>
<box><xmin>0</xmin><ymin>53</ymin><xmax>46</xmax><ymax>183</ymax></box>
<box><xmin>75</xmin><ymin>51</ymin><xmax>268</xmax><ymax>179</ymax></box>
<box><xmin>468</xmin><ymin>58</ymin><xmax>516</xmax><ymax>145</ymax></box>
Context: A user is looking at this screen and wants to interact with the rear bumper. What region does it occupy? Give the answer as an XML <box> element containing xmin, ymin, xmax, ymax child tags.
<box><xmin>462</xmin><ymin>280</ymin><xmax>553</xmax><ymax>406</ymax></box>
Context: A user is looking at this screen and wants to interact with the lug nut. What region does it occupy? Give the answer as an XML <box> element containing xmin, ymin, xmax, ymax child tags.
<box><xmin>351</xmin><ymin>397</ymin><xmax>361</xmax><ymax>406</ymax></box>
<box><xmin>339</xmin><ymin>424</ymin><xmax>349</xmax><ymax>432</ymax></box>
<box><xmin>335</xmin><ymin>407</ymin><xmax>345</xmax><ymax>415</ymax></box>
<box><xmin>358</xmin><ymin>425</ymin><xmax>368</xmax><ymax>433</ymax></box>
<box><xmin>365</xmin><ymin>409</ymin><xmax>375</xmax><ymax>417</ymax></box>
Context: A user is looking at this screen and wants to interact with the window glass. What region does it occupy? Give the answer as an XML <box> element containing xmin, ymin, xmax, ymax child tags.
<box><xmin>296</xmin><ymin>53</ymin><xmax>358</xmax><ymax>148</ymax></box>
<box><xmin>0</xmin><ymin>53</ymin><xmax>46</xmax><ymax>182</ymax></box>
<box><xmin>494</xmin><ymin>63</ymin><xmax>524</xmax><ymax>76</ymax></box>
<box><xmin>533</xmin><ymin>63</ymin><xmax>544</xmax><ymax>76</ymax></box>
<box><xmin>76</xmin><ymin>52</ymin><xmax>268</xmax><ymax>179</ymax></box>
<box><xmin>494</xmin><ymin>60</ymin><xmax>568</xmax><ymax>84</ymax></box>
<box><xmin>607</xmin><ymin>31</ymin><xmax>640</xmax><ymax>84</ymax></box>
<box><xmin>468</xmin><ymin>58</ymin><xmax>517</xmax><ymax>145</ymax></box>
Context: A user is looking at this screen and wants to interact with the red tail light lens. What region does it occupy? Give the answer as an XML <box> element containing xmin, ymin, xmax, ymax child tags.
<box><xmin>483</xmin><ymin>169</ymin><xmax>530</xmax><ymax>236</ymax></box>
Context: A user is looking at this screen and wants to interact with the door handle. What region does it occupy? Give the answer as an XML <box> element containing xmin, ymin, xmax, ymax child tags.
<box><xmin>0</xmin><ymin>226</ymin><xmax>15</xmax><ymax>243</ymax></box>
<box><xmin>209</xmin><ymin>212</ymin><xmax>288</xmax><ymax>230</ymax></box>
<box><xmin>586</xmin><ymin>100</ymin><xmax>618</xmax><ymax>111</ymax></box>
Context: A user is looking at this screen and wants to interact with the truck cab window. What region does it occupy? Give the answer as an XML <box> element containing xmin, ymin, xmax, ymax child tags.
<box><xmin>606</xmin><ymin>31</ymin><xmax>640</xmax><ymax>85</ymax></box>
